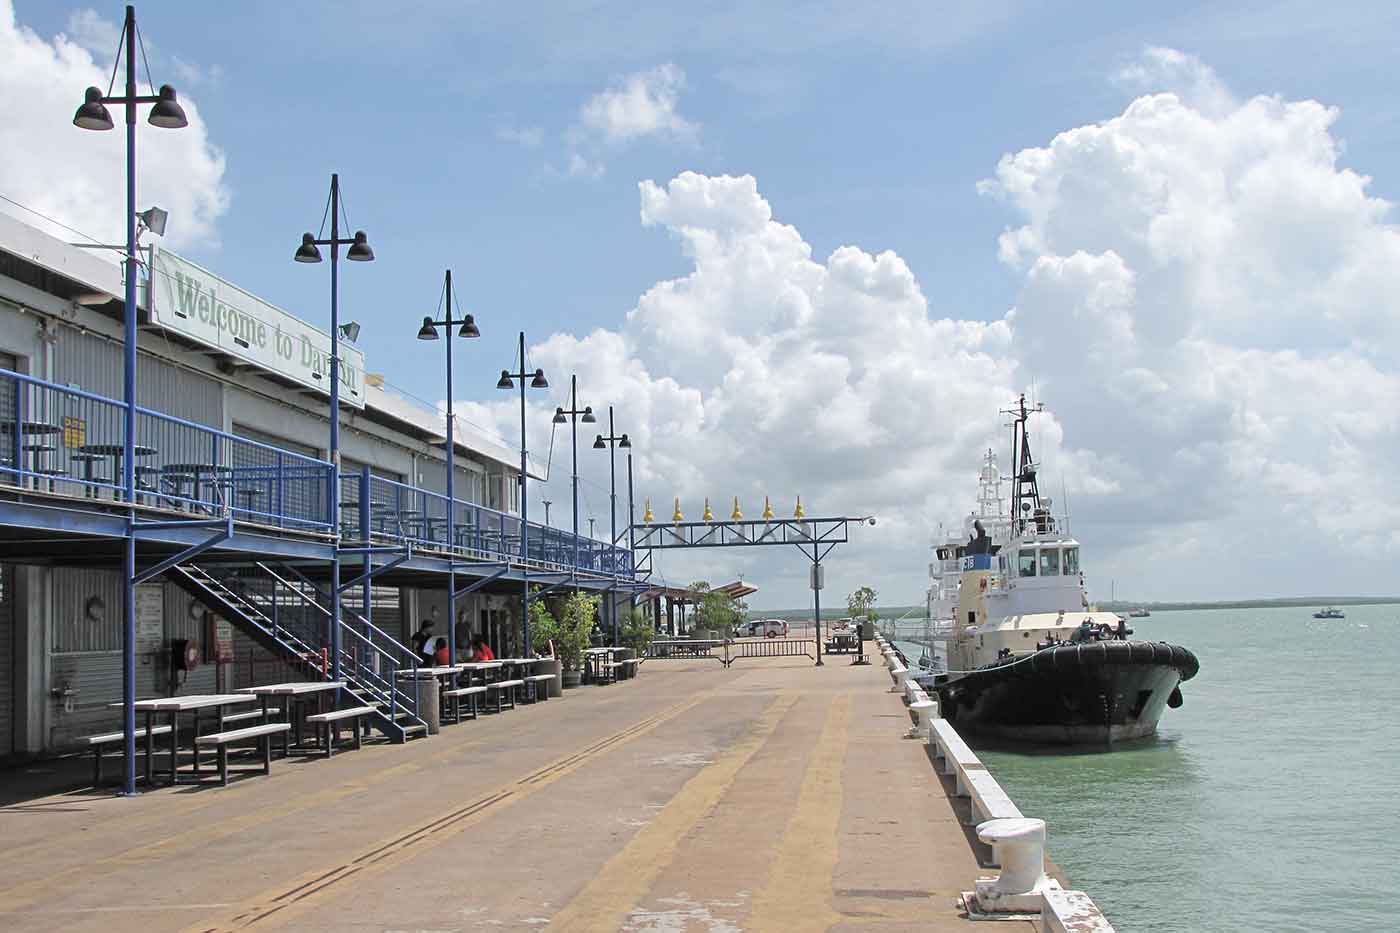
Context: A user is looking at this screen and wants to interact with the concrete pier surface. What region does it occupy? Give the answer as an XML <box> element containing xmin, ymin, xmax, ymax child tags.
<box><xmin>0</xmin><ymin>657</ymin><xmax>1036</xmax><ymax>932</ymax></box>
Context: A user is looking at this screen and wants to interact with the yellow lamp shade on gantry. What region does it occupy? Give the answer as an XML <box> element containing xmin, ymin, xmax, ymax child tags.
<box><xmin>703</xmin><ymin>498</ymin><xmax>714</xmax><ymax>522</ymax></box>
<box><xmin>762</xmin><ymin>496</ymin><xmax>774</xmax><ymax>521</ymax></box>
<box><xmin>731</xmin><ymin>497</ymin><xmax>743</xmax><ymax>521</ymax></box>
<box><xmin>673</xmin><ymin>497</ymin><xmax>684</xmax><ymax>523</ymax></box>
<box><xmin>794</xmin><ymin>495</ymin><xmax>805</xmax><ymax>519</ymax></box>
<box><xmin>642</xmin><ymin>498</ymin><xmax>655</xmax><ymax>523</ymax></box>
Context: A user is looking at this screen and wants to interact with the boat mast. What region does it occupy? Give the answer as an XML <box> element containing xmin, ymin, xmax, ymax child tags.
<box><xmin>1001</xmin><ymin>393</ymin><xmax>1045</xmax><ymax>534</ymax></box>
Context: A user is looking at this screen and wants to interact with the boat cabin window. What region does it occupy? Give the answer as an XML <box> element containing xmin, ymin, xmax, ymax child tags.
<box><xmin>1017</xmin><ymin>550</ymin><xmax>1037</xmax><ymax>577</ymax></box>
<box><xmin>1040</xmin><ymin>548</ymin><xmax>1060</xmax><ymax>577</ymax></box>
<box><xmin>1063</xmin><ymin>547</ymin><xmax>1079</xmax><ymax>575</ymax></box>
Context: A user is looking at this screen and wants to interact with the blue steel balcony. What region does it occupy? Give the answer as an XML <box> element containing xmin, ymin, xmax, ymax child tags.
<box><xmin>0</xmin><ymin>368</ymin><xmax>631</xmax><ymax>578</ymax></box>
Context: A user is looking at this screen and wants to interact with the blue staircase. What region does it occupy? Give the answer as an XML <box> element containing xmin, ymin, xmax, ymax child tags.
<box><xmin>167</xmin><ymin>562</ymin><xmax>429</xmax><ymax>742</ymax></box>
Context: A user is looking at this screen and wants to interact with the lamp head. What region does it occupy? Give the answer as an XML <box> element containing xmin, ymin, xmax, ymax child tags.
<box><xmin>593</xmin><ymin>435</ymin><xmax>606</xmax><ymax>449</ymax></box>
<box><xmin>294</xmin><ymin>233</ymin><xmax>322</xmax><ymax>263</ymax></box>
<box><xmin>137</xmin><ymin>207</ymin><xmax>168</xmax><ymax>237</ymax></box>
<box><xmin>552</xmin><ymin>408</ymin><xmax>567</xmax><ymax>425</ymax></box>
<box><xmin>346</xmin><ymin>230</ymin><xmax>374</xmax><ymax>261</ymax></box>
<box><xmin>339</xmin><ymin>321</ymin><xmax>361</xmax><ymax>343</ymax></box>
<box><xmin>619</xmin><ymin>433</ymin><xmax>631</xmax><ymax>449</ymax></box>
<box><xmin>530</xmin><ymin>368</ymin><xmax>549</xmax><ymax>389</ymax></box>
<box><xmin>458</xmin><ymin>314</ymin><xmax>480</xmax><ymax>338</ymax></box>
<box><xmin>416</xmin><ymin>317</ymin><xmax>439</xmax><ymax>341</ymax></box>
<box><xmin>147</xmin><ymin>85</ymin><xmax>188</xmax><ymax>129</ymax></box>
<box><xmin>581</xmin><ymin>406</ymin><xmax>596</xmax><ymax>424</ymax></box>
<box><xmin>73</xmin><ymin>86</ymin><xmax>114</xmax><ymax>131</ymax></box>
<box><xmin>496</xmin><ymin>370</ymin><xmax>514</xmax><ymax>390</ymax></box>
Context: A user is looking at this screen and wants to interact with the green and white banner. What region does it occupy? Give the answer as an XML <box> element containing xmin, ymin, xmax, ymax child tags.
<box><xmin>147</xmin><ymin>246</ymin><xmax>366</xmax><ymax>408</ymax></box>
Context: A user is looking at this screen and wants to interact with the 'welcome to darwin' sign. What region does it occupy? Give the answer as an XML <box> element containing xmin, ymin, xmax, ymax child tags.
<box><xmin>147</xmin><ymin>246</ymin><xmax>366</xmax><ymax>408</ymax></box>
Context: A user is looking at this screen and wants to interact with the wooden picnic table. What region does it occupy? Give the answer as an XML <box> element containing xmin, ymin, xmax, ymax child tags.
<box><xmin>132</xmin><ymin>694</ymin><xmax>257</xmax><ymax>785</ymax></box>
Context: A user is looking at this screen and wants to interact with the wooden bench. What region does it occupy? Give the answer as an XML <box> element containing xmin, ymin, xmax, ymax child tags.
<box><xmin>523</xmin><ymin>673</ymin><xmax>555</xmax><ymax>703</ymax></box>
<box><xmin>441</xmin><ymin>685</ymin><xmax>488</xmax><ymax>723</ymax></box>
<box><xmin>82</xmin><ymin>725</ymin><xmax>171</xmax><ymax>785</ymax></box>
<box><xmin>486</xmin><ymin>679</ymin><xmax>524</xmax><ymax>712</ymax></box>
<box><xmin>930</xmin><ymin>718</ymin><xmax>986</xmax><ymax>795</ymax></box>
<box><xmin>194</xmin><ymin>723</ymin><xmax>292</xmax><ymax>786</ymax></box>
<box><xmin>305</xmin><ymin>706</ymin><xmax>376</xmax><ymax>757</ymax></box>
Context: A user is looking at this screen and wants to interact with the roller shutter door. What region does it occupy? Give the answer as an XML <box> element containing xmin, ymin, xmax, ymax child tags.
<box><xmin>0</xmin><ymin>563</ymin><xmax>14</xmax><ymax>758</ymax></box>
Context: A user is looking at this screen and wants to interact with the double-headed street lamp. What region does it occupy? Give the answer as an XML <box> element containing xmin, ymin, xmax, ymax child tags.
<box><xmin>497</xmin><ymin>333</ymin><xmax>548</xmax><ymax>654</ymax></box>
<box><xmin>551</xmin><ymin>375</ymin><xmax>596</xmax><ymax>577</ymax></box>
<box><xmin>593</xmin><ymin>407</ymin><xmax>630</xmax><ymax>644</ymax></box>
<box><xmin>417</xmin><ymin>270</ymin><xmax>480</xmax><ymax>661</ymax></box>
<box><xmin>73</xmin><ymin>2</ymin><xmax>188</xmax><ymax>798</ymax></box>
<box><xmin>294</xmin><ymin>173</ymin><xmax>374</xmax><ymax>682</ymax></box>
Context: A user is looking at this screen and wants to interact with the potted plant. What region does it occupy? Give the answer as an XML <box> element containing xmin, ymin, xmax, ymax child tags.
<box><xmin>529</xmin><ymin>595</ymin><xmax>565</xmax><ymax>697</ymax></box>
<box><xmin>617</xmin><ymin>609</ymin><xmax>655</xmax><ymax>678</ymax></box>
<box><xmin>555</xmin><ymin>591</ymin><xmax>599</xmax><ymax>688</ymax></box>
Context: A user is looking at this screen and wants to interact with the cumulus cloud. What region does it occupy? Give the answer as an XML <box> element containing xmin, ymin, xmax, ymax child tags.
<box><xmin>0</xmin><ymin>1</ymin><xmax>228</xmax><ymax>251</ymax></box>
<box><xmin>474</xmin><ymin>46</ymin><xmax>1400</xmax><ymax>604</ymax></box>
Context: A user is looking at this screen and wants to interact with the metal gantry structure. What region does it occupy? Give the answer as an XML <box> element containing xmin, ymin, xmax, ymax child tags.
<box><xmin>631</xmin><ymin>513</ymin><xmax>875</xmax><ymax>666</ymax></box>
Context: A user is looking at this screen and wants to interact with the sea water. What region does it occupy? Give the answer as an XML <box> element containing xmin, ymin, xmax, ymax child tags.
<box><xmin>900</xmin><ymin>605</ymin><xmax>1400</xmax><ymax>932</ymax></box>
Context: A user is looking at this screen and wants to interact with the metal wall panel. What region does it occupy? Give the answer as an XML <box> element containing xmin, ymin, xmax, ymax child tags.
<box><xmin>0</xmin><ymin>563</ymin><xmax>13</xmax><ymax>757</ymax></box>
<box><xmin>52</xmin><ymin>325</ymin><xmax>221</xmax><ymax>427</ymax></box>
<box><xmin>51</xmin><ymin>567</ymin><xmax>123</xmax><ymax>654</ymax></box>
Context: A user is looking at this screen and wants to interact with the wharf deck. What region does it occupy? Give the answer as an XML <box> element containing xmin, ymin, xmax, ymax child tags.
<box><xmin>0</xmin><ymin>657</ymin><xmax>1031</xmax><ymax>931</ymax></box>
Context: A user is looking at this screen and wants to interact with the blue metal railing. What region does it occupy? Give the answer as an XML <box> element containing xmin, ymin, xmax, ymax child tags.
<box><xmin>0</xmin><ymin>367</ymin><xmax>333</xmax><ymax>531</ymax></box>
<box><xmin>339</xmin><ymin>471</ymin><xmax>632</xmax><ymax>576</ymax></box>
<box><xmin>0</xmin><ymin>367</ymin><xmax>633</xmax><ymax>577</ymax></box>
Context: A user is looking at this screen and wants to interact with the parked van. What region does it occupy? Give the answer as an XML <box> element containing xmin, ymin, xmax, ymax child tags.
<box><xmin>735</xmin><ymin>619</ymin><xmax>789</xmax><ymax>638</ymax></box>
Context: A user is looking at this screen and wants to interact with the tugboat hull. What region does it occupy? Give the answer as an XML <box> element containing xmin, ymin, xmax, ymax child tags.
<box><xmin>933</xmin><ymin>641</ymin><xmax>1199</xmax><ymax>746</ymax></box>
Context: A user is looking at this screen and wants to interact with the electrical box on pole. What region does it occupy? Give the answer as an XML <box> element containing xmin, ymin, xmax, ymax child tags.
<box><xmin>810</xmin><ymin>564</ymin><xmax>824</xmax><ymax>591</ymax></box>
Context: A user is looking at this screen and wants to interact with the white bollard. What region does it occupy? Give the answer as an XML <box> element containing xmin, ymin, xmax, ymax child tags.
<box><xmin>888</xmin><ymin>664</ymin><xmax>908</xmax><ymax>691</ymax></box>
<box><xmin>906</xmin><ymin>698</ymin><xmax>937</xmax><ymax>738</ymax></box>
<box><xmin>969</xmin><ymin>818</ymin><xmax>1057</xmax><ymax>915</ymax></box>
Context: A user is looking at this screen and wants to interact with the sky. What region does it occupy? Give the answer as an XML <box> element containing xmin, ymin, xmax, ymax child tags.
<box><xmin>4</xmin><ymin>0</ymin><xmax>1400</xmax><ymax>608</ymax></box>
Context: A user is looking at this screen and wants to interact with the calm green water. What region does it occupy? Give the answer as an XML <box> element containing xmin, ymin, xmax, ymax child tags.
<box><xmin>901</xmin><ymin>605</ymin><xmax>1400</xmax><ymax>932</ymax></box>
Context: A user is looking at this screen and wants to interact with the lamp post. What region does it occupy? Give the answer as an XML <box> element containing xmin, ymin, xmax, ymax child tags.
<box><xmin>416</xmin><ymin>270</ymin><xmax>479</xmax><ymax>661</ymax></box>
<box><xmin>73</xmin><ymin>3</ymin><xmax>188</xmax><ymax>798</ymax></box>
<box><xmin>294</xmin><ymin>174</ymin><xmax>374</xmax><ymax>683</ymax></box>
<box><xmin>592</xmin><ymin>407</ymin><xmax>630</xmax><ymax>644</ymax></box>
<box><xmin>551</xmin><ymin>376</ymin><xmax>596</xmax><ymax>577</ymax></box>
<box><xmin>497</xmin><ymin>333</ymin><xmax>548</xmax><ymax>654</ymax></box>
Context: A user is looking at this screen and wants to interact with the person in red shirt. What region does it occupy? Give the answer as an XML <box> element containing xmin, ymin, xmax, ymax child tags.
<box><xmin>432</xmin><ymin>637</ymin><xmax>450</xmax><ymax>666</ymax></box>
<box><xmin>471</xmin><ymin>635</ymin><xmax>495</xmax><ymax>661</ymax></box>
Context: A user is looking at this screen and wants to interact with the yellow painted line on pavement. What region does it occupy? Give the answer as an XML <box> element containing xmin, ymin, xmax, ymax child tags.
<box><xmin>185</xmin><ymin>692</ymin><xmax>711</xmax><ymax>932</ymax></box>
<box><xmin>747</xmin><ymin>691</ymin><xmax>851</xmax><ymax>933</ymax></box>
<box><xmin>545</xmin><ymin>691</ymin><xmax>800</xmax><ymax>932</ymax></box>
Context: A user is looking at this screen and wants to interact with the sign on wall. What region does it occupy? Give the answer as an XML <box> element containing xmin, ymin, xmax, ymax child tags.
<box><xmin>147</xmin><ymin>246</ymin><xmax>367</xmax><ymax>408</ymax></box>
<box><xmin>134</xmin><ymin>583</ymin><xmax>164</xmax><ymax>655</ymax></box>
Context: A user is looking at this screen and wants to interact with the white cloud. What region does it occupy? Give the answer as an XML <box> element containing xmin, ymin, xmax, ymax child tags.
<box><xmin>476</xmin><ymin>46</ymin><xmax>1400</xmax><ymax>605</ymax></box>
<box><xmin>580</xmin><ymin>63</ymin><xmax>696</xmax><ymax>144</ymax></box>
<box><xmin>64</xmin><ymin>8</ymin><xmax>118</xmax><ymax>58</ymax></box>
<box><xmin>0</xmin><ymin>1</ymin><xmax>228</xmax><ymax>251</ymax></box>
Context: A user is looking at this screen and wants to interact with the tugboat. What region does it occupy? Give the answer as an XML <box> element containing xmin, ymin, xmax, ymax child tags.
<box><xmin>1128</xmin><ymin>607</ymin><xmax>1151</xmax><ymax>618</ymax></box>
<box><xmin>1312</xmin><ymin>606</ymin><xmax>1345</xmax><ymax>620</ymax></box>
<box><xmin>920</xmin><ymin>396</ymin><xmax>1200</xmax><ymax>745</ymax></box>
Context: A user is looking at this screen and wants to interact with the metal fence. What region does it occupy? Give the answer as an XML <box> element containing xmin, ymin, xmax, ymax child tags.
<box><xmin>338</xmin><ymin>469</ymin><xmax>632</xmax><ymax>576</ymax></box>
<box><xmin>644</xmin><ymin>638</ymin><xmax>817</xmax><ymax>667</ymax></box>
<box><xmin>0</xmin><ymin>367</ymin><xmax>334</xmax><ymax>532</ymax></box>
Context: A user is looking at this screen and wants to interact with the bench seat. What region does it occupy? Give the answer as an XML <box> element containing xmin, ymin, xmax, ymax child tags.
<box><xmin>485</xmin><ymin>678</ymin><xmax>523</xmax><ymax>712</ymax></box>
<box><xmin>305</xmin><ymin>705</ymin><xmax>376</xmax><ymax>757</ymax></box>
<box><xmin>442</xmin><ymin>685</ymin><xmax>488</xmax><ymax>723</ymax></box>
<box><xmin>220</xmin><ymin>706</ymin><xmax>280</xmax><ymax>726</ymax></box>
<box><xmin>195</xmin><ymin>723</ymin><xmax>291</xmax><ymax>785</ymax></box>
<box><xmin>442</xmin><ymin>685</ymin><xmax>489</xmax><ymax>697</ymax></box>
<box><xmin>83</xmin><ymin>725</ymin><xmax>172</xmax><ymax>785</ymax></box>
<box><xmin>490</xmin><ymin>678</ymin><xmax>525</xmax><ymax>689</ymax></box>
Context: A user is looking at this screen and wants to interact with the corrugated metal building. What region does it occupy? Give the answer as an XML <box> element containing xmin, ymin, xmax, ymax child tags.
<box><xmin>0</xmin><ymin>212</ymin><xmax>536</xmax><ymax>761</ymax></box>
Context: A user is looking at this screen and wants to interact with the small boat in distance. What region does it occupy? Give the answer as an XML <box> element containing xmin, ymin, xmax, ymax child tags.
<box><xmin>1128</xmin><ymin>607</ymin><xmax>1151</xmax><ymax>618</ymax></box>
<box><xmin>1313</xmin><ymin>606</ymin><xmax>1345</xmax><ymax>619</ymax></box>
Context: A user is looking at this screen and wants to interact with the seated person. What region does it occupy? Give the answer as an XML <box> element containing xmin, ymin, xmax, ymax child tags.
<box><xmin>471</xmin><ymin>635</ymin><xmax>495</xmax><ymax>661</ymax></box>
<box><xmin>433</xmin><ymin>637</ymin><xmax>451</xmax><ymax>666</ymax></box>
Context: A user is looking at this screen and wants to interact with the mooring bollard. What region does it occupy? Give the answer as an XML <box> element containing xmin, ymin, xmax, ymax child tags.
<box><xmin>888</xmin><ymin>663</ymin><xmax>908</xmax><ymax>691</ymax></box>
<box><xmin>907</xmin><ymin>697</ymin><xmax>937</xmax><ymax>738</ymax></box>
<box><xmin>969</xmin><ymin>817</ymin><xmax>1056</xmax><ymax>915</ymax></box>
